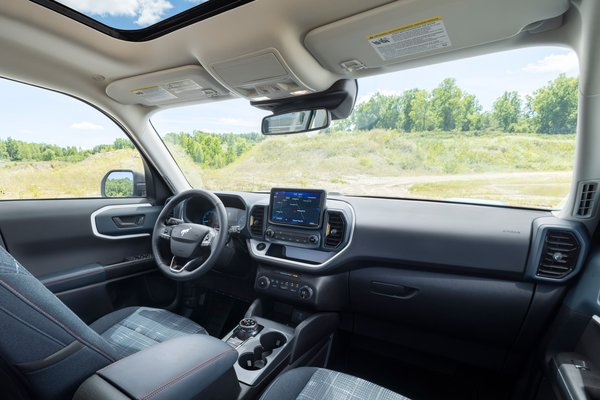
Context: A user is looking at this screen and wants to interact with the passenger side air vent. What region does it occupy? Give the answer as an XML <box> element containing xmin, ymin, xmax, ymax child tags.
<box><xmin>537</xmin><ymin>230</ymin><xmax>580</xmax><ymax>279</ymax></box>
<box><xmin>325</xmin><ymin>211</ymin><xmax>346</xmax><ymax>248</ymax></box>
<box><xmin>249</xmin><ymin>206</ymin><xmax>266</xmax><ymax>237</ymax></box>
<box><xmin>575</xmin><ymin>182</ymin><xmax>597</xmax><ymax>218</ymax></box>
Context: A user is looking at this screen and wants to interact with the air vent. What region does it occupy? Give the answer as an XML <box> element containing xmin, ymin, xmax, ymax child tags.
<box><xmin>249</xmin><ymin>206</ymin><xmax>266</xmax><ymax>237</ymax></box>
<box><xmin>576</xmin><ymin>182</ymin><xmax>597</xmax><ymax>218</ymax></box>
<box><xmin>537</xmin><ymin>230</ymin><xmax>580</xmax><ymax>279</ymax></box>
<box><xmin>325</xmin><ymin>212</ymin><xmax>346</xmax><ymax>248</ymax></box>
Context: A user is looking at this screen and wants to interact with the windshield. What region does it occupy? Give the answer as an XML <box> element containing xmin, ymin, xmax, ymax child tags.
<box><xmin>152</xmin><ymin>47</ymin><xmax>578</xmax><ymax>209</ymax></box>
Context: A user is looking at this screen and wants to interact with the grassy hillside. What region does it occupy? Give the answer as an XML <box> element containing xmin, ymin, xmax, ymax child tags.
<box><xmin>186</xmin><ymin>130</ymin><xmax>575</xmax><ymax>207</ymax></box>
<box><xmin>0</xmin><ymin>130</ymin><xmax>575</xmax><ymax>208</ymax></box>
<box><xmin>0</xmin><ymin>149</ymin><xmax>143</xmax><ymax>199</ymax></box>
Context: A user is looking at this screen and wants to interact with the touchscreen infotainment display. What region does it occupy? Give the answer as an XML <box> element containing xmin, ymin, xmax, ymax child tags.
<box><xmin>269</xmin><ymin>189</ymin><xmax>326</xmax><ymax>228</ymax></box>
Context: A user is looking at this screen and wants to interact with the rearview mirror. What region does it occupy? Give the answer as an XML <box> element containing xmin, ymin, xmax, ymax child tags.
<box><xmin>262</xmin><ymin>109</ymin><xmax>330</xmax><ymax>135</ymax></box>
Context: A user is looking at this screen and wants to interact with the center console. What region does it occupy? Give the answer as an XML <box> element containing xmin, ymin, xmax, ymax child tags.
<box><xmin>247</xmin><ymin>188</ymin><xmax>355</xmax><ymax>270</ymax></box>
<box><xmin>223</xmin><ymin>316</ymin><xmax>295</xmax><ymax>386</ymax></box>
<box><xmin>221</xmin><ymin>299</ymin><xmax>340</xmax><ymax>398</ymax></box>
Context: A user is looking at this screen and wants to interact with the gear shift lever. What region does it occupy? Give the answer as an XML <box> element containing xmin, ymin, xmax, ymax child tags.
<box><xmin>236</xmin><ymin>318</ymin><xmax>259</xmax><ymax>340</ymax></box>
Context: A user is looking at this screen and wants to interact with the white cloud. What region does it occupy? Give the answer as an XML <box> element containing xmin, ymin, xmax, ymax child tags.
<box><xmin>71</xmin><ymin>121</ymin><xmax>104</xmax><ymax>130</ymax></box>
<box><xmin>135</xmin><ymin>0</ymin><xmax>173</xmax><ymax>26</ymax></box>
<box><xmin>522</xmin><ymin>51</ymin><xmax>578</xmax><ymax>73</ymax></box>
<box><xmin>60</xmin><ymin>0</ymin><xmax>138</xmax><ymax>17</ymax></box>
<box><xmin>218</xmin><ymin>118</ymin><xmax>256</xmax><ymax>127</ymax></box>
<box><xmin>60</xmin><ymin>0</ymin><xmax>173</xmax><ymax>27</ymax></box>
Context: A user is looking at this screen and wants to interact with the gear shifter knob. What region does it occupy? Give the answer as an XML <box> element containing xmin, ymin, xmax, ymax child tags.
<box><xmin>236</xmin><ymin>318</ymin><xmax>259</xmax><ymax>340</ymax></box>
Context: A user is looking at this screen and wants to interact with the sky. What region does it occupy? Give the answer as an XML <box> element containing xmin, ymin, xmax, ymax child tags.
<box><xmin>0</xmin><ymin>42</ymin><xmax>579</xmax><ymax>148</ymax></box>
<box><xmin>57</xmin><ymin>0</ymin><xmax>209</xmax><ymax>29</ymax></box>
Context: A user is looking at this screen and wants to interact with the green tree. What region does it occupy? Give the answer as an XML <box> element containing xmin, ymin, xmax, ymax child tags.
<box><xmin>104</xmin><ymin>178</ymin><xmax>133</xmax><ymax>197</ymax></box>
<box><xmin>409</xmin><ymin>89</ymin><xmax>434</xmax><ymax>131</ymax></box>
<box><xmin>41</xmin><ymin>149</ymin><xmax>55</xmax><ymax>161</ymax></box>
<box><xmin>430</xmin><ymin>78</ymin><xmax>464</xmax><ymax>131</ymax></box>
<box><xmin>113</xmin><ymin>138</ymin><xmax>134</xmax><ymax>149</ymax></box>
<box><xmin>397</xmin><ymin>89</ymin><xmax>419</xmax><ymax>132</ymax></box>
<box><xmin>528</xmin><ymin>74</ymin><xmax>578</xmax><ymax>134</ymax></box>
<box><xmin>353</xmin><ymin>93</ymin><xmax>401</xmax><ymax>131</ymax></box>
<box><xmin>0</xmin><ymin>141</ymin><xmax>8</xmax><ymax>160</ymax></box>
<box><xmin>459</xmin><ymin>94</ymin><xmax>482</xmax><ymax>131</ymax></box>
<box><xmin>492</xmin><ymin>91</ymin><xmax>522</xmax><ymax>132</ymax></box>
<box><xmin>5</xmin><ymin>138</ymin><xmax>22</xmax><ymax>161</ymax></box>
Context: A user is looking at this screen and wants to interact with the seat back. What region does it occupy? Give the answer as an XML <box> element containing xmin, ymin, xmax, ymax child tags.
<box><xmin>0</xmin><ymin>247</ymin><xmax>117</xmax><ymax>399</ymax></box>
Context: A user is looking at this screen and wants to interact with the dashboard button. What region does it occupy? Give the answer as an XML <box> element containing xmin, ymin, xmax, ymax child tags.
<box><xmin>256</xmin><ymin>243</ymin><xmax>266</xmax><ymax>251</ymax></box>
<box><xmin>257</xmin><ymin>276</ymin><xmax>270</xmax><ymax>289</ymax></box>
<box><xmin>299</xmin><ymin>285</ymin><xmax>313</xmax><ymax>300</ymax></box>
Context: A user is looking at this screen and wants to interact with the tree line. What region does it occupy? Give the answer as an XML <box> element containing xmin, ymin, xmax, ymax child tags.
<box><xmin>331</xmin><ymin>74</ymin><xmax>578</xmax><ymax>134</ymax></box>
<box><xmin>163</xmin><ymin>131</ymin><xmax>263</xmax><ymax>169</ymax></box>
<box><xmin>0</xmin><ymin>137</ymin><xmax>134</xmax><ymax>162</ymax></box>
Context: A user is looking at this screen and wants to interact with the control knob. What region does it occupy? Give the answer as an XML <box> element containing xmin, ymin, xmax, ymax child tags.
<box><xmin>308</xmin><ymin>235</ymin><xmax>319</xmax><ymax>244</ymax></box>
<box><xmin>265</xmin><ymin>229</ymin><xmax>274</xmax><ymax>238</ymax></box>
<box><xmin>257</xmin><ymin>276</ymin><xmax>270</xmax><ymax>289</ymax></box>
<box><xmin>298</xmin><ymin>285</ymin><xmax>314</xmax><ymax>300</ymax></box>
<box><xmin>236</xmin><ymin>318</ymin><xmax>259</xmax><ymax>340</ymax></box>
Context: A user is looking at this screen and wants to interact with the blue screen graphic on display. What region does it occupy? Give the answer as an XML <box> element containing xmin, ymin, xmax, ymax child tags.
<box><xmin>270</xmin><ymin>191</ymin><xmax>323</xmax><ymax>227</ymax></box>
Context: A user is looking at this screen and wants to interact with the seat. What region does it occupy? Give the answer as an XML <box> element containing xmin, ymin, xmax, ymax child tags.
<box><xmin>260</xmin><ymin>367</ymin><xmax>411</xmax><ymax>400</ymax></box>
<box><xmin>90</xmin><ymin>306</ymin><xmax>207</xmax><ymax>358</ymax></box>
<box><xmin>0</xmin><ymin>246</ymin><xmax>208</xmax><ymax>399</ymax></box>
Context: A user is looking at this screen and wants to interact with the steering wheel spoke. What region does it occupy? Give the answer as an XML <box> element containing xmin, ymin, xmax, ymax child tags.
<box><xmin>158</xmin><ymin>226</ymin><xmax>173</xmax><ymax>240</ymax></box>
<box><xmin>169</xmin><ymin>256</ymin><xmax>186</xmax><ymax>273</ymax></box>
<box><xmin>200</xmin><ymin>228</ymin><xmax>217</xmax><ymax>248</ymax></box>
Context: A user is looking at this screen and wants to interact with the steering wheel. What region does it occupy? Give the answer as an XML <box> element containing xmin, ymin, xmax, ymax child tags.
<box><xmin>152</xmin><ymin>189</ymin><xmax>228</xmax><ymax>281</ymax></box>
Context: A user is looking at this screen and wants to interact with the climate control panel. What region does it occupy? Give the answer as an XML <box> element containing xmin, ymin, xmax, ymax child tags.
<box><xmin>255</xmin><ymin>270</ymin><xmax>315</xmax><ymax>302</ymax></box>
<box><xmin>264</xmin><ymin>225</ymin><xmax>321</xmax><ymax>249</ymax></box>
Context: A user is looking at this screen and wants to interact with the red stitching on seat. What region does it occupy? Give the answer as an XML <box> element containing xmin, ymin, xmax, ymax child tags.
<box><xmin>141</xmin><ymin>348</ymin><xmax>236</xmax><ymax>400</ymax></box>
<box><xmin>0</xmin><ymin>279</ymin><xmax>115</xmax><ymax>363</ymax></box>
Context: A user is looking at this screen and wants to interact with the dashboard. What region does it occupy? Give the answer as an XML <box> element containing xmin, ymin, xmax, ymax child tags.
<box><xmin>173</xmin><ymin>187</ymin><xmax>590</xmax><ymax>374</ymax></box>
<box><xmin>177</xmin><ymin>187</ymin><xmax>588</xmax><ymax>289</ymax></box>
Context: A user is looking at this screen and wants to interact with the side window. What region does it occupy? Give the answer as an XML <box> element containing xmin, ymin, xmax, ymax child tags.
<box><xmin>0</xmin><ymin>78</ymin><xmax>145</xmax><ymax>199</ymax></box>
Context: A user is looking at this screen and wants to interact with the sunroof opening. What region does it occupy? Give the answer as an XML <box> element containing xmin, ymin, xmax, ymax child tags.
<box><xmin>34</xmin><ymin>0</ymin><xmax>252</xmax><ymax>41</ymax></box>
<box><xmin>55</xmin><ymin>0</ymin><xmax>209</xmax><ymax>29</ymax></box>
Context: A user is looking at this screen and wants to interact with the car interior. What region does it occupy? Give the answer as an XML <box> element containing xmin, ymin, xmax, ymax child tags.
<box><xmin>0</xmin><ymin>0</ymin><xmax>599</xmax><ymax>399</ymax></box>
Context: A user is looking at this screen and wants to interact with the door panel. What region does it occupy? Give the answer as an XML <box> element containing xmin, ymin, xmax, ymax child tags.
<box><xmin>0</xmin><ymin>199</ymin><xmax>154</xmax><ymax>275</ymax></box>
<box><xmin>0</xmin><ymin>198</ymin><xmax>176</xmax><ymax>322</ymax></box>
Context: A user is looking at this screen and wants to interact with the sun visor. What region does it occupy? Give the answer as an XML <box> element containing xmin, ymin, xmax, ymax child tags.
<box><xmin>106</xmin><ymin>65</ymin><xmax>231</xmax><ymax>107</ymax></box>
<box><xmin>304</xmin><ymin>0</ymin><xmax>569</xmax><ymax>74</ymax></box>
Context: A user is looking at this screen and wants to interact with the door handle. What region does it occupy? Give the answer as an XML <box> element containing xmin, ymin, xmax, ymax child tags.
<box><xmin>112</xmin><ymin>215</ymin><xmax>145</xmax><ymax>228</ymax></box>
<box><xmin>370</xmin><ymin>281</ymin><xmax>420</xmax><ymax>299</ymax></box>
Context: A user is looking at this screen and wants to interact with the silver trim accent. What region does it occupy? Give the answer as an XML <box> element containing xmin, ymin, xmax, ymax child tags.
<box><xmin>246</xmin><ymin>201</ymin><xmax>355</xmax><ymax>270</ymax></box>
<box><xmin>90</xmin><ymin>203</ymin><xmax>153</xmax><ymax>240</ymax></box>
<box><xmin>169</xmin><ymin>256</ymin><xmax>186</xmax><ymax>272</ymax></box>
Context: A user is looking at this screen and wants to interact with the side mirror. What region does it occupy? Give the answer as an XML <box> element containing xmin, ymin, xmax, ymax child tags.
<box><xmin>262</xmin><ymin>109</ymin><xmax>330</xmax><ymax>135</ymax></box>
<box><xmin>101</xmin><ymin>170</ymin><xmax>146</xmax><ymax>198</ymax></box>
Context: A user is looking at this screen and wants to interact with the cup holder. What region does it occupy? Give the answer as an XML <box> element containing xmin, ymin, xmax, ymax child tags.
<box><xmin>260</xmin><ymin>331</ymin><xmax>287</xmax><ymax>352</ymax></box>
<box><xmin>239</xmin><ymin>346</ymin><xmax>270</xmax><ymax>371</ymax></box>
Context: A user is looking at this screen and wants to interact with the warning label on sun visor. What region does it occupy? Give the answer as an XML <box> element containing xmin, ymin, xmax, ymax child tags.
<box><xmin>367</xmin><ymin>17</ymin><xmax>451</xmax><ymax>61</ymax></box>
<box><xmin>164</xmin><ymin>79</ymin><xmax>202</xmax><ymax>94</ymax></box>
